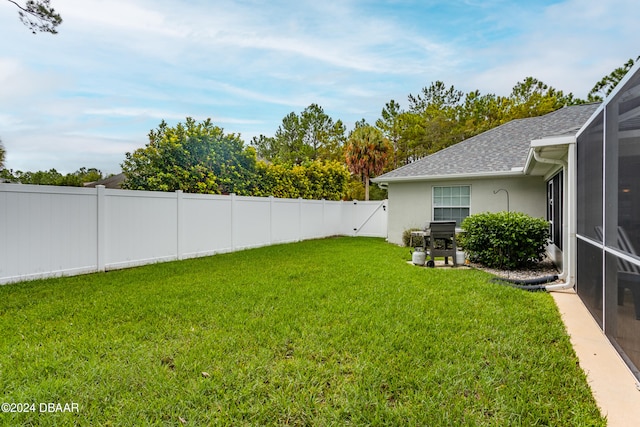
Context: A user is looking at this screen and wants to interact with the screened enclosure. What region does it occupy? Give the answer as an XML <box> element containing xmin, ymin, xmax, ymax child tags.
<box><xmin>577</xmin><ymin>67</ymin><xmax>640</xmax><ymax>379</ymax></box>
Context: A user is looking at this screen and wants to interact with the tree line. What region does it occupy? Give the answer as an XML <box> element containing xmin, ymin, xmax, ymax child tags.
<box><xmin>0</xmin><ymin>164</ymin><xmax>104</xmax><ymax>186</ymax></box>
<box><xmin>0</xmin><ymin>34</ymin><xmax>636</xmax><ymax>199</ymax></box>
<box><xmin>119</xmin><ymin>76</ymin><xmax>592</xmax><ymax>201</ymax></box>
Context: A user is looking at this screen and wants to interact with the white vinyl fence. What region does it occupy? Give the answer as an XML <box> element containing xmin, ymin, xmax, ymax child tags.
<box><xmin>0</xmin><ymin>184</ymin><xmax>388</xmax><ymax>284</ymax></box>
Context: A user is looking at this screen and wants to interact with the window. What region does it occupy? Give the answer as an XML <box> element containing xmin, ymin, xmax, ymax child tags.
<box><xmin>433</xmin><ymin>185</ymin><xmax>470</xmax><ymax>226</ymax></box>
<box><xmin>547</xmin><ymin>172</ymin><xmax>563</xmax><ymax>250</ymax></box>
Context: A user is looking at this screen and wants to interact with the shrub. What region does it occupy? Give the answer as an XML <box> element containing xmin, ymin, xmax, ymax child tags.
<box><xmin>253</xmin><ymin>160</ymin><xmax>349</xmax><ymax>200</ymax></box>
<box><xmin>402</xmin><ymin>228</ymin><xmax>425</xmax><ymax>247</ymax></box>
<box><xmin>458</xmin><ymin>211</ymin><xmax>549</xmax><ymax>270</ymax></box>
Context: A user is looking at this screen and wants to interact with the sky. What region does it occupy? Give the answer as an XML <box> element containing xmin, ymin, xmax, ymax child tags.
<box><xmin>0</xmin><ymin>0</ymin><xmax>638</xmax><ymax>175</ymax></box>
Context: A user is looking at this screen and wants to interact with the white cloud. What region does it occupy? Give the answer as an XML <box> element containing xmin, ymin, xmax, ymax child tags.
<box><xmin>2</xmin><ymin>130</ymin><xmax>137</xmax><ymax>174</ymax></box>
<box><xmin>57</xmin><ymin>0</ymin><xmax>183</xmax><ymax>37</ymax></box>
<box><xmin>84</xmin><ymin>106</ymin><xmax>265</xmax><ymax>126</ymax></box>
<box><xmin>0</xmin><ymin>58</ymin><xmax>66</xmax><ymax>104</ymax></box>
<box><xmin>2</xmin><ymin>0</ymin><xmax>640</xmax><ymax>174</ymax></box>
<box><xmin>455</xmin><ymin>0</ymin><xmax>640</xmax><ymax>98</ymax></box>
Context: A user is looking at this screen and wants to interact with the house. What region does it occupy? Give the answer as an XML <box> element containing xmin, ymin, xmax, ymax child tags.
<box><xmin>373</xmin><ymin>102</ymin><xmax>600</xmax><ymax>266</ymax></box>
<box><xmin>83</xmin><ymin>172</ymin><xmax>126</xmax><ymax>189</ymax></box>
<box><xmin>373</xmin><ymin>62</ymin><xmax>640</xmax><ymax>381</ymax></box>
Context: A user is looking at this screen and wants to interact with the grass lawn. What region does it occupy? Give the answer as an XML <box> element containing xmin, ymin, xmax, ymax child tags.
<box><xmin>0</xmin><ymin>237</ymin><xmax>604</xmax><ymax>426</ymax></box>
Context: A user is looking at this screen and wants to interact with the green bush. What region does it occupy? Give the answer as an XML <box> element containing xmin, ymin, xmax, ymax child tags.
<box><xmin>402</xmin><ymin>228</ymin><xmax>425</xmax><ymax>247</ymax></box>
<box><xmin>458</xmin><ymin>211</ymin><xmax>549</xmax><ymax>270</ymax></box>
<box><xmin>253</xmin><ymin>160</ymin><xmax>349</xmax><ymax>200</ymax></box>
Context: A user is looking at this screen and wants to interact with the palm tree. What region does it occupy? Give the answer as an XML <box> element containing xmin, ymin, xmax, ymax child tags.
<box><xmin>345</xmin><ymin>125</ymin><xmax>390</xmax><ymax>200</ymax></box>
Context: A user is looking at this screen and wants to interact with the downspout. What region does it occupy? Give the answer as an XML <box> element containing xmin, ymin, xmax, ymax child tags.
<box><xmin>531</xmin><ymin>147</ymin><xmax>575</xmax><ymax>291</ymax></box>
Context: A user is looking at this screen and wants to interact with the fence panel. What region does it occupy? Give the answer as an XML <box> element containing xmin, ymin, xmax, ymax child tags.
<box><xmin>0</xmin><ymin>183</ymin><xmax>387</xmax><ymax>284</ymax></box>
<box><xmin>233</xmin><ymin>196</ymin><xmax>272</xmax><ymax>250</ymax></box>
<box><xmin>0</xmin><ymin>185</ymin><xmax>97</xmax><ymax>282</ymax></box>
<box><xmin>271</xmin><ymin>198</ymin><xmax>302</xmax><ymax>244</ymax></box>
<box><xmin>323</xmin><ymin>201</ymin><xmax>344</xmax><ymax>236</ymax></box>
<box><xmin>181</xmin><ymin>194</ymin><xmax>233</xmax><ymax>258</ymax></box>
<box><xmin>300</xmin><ymin>199</ymin><xmax>326</xmax><ymax>239</ymax></box>
<box><xmin>104</xmin><ymin>189</ymin><xmax>178</xmax><ymax>269</ymax></box>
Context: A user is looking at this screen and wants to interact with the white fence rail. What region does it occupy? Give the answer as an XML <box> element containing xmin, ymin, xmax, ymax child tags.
<box><xmin>0</xmin><ymin>184</ymin><xmax>387</xmax><ymax>284</ymax></box>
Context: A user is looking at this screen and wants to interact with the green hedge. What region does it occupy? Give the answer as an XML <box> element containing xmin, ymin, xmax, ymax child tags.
<box><xmin>458</xmin><ymin>211</ymin><xmax>549</xmax><ymax>270</ymax></box>
<box><xmin>253</xmin><ymin>161</ymin><xmax>349</xmax><ymax>201</ymax></box>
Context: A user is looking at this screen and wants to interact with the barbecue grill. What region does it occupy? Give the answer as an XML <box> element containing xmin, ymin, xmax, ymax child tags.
<box><xmin>410</xmin><ymin>221</ymin><xmax>458</xmax><ymax>268</ymax></box>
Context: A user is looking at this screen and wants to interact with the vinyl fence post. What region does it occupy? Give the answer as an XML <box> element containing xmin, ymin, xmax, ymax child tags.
<box><xmin>352</xmin><ymin>200</ymin><xmax>358</xmax><ymax>237</ymax></box>
<box><xmin>96</xmin><ymin>185</ymin><xmax>106</xmax><ymax>272</ymax></box>
<box><xmin>176</xmin><ymin>190</ymin><xmax>183</xmax><ymax>260</ymax></box>
<box><xmin>322</xmin><ymin>199</ymin><xmax>326</xmax><ymax>237</ymax></box>
<box><xmin>298</xmin><ymin>197</ymin><xmax>303</xmax><ymax>242</ymax></box>
<box><xmin>269</xmin><ymin>196</ymin><xmax>274</xmax><ymax>245</ymax></box>
<box><xmin>230</xmin><ymin>193</ymin><xmax>236</xmax><ymax>251</ymax></box>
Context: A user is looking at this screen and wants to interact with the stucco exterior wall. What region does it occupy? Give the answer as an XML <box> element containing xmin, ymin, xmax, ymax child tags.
<box><xmin>386</xmin><ymin>175</ymin><xmax>547</xmax><ymax>245</ymax></box>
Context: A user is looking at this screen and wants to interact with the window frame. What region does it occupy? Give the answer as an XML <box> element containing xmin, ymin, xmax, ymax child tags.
<box><xmin>547</xmin><ymin>171</ymin><xmax>563</xmax><ymax>250</ymax></box>
<box><xmin>432</xmin><ymin>185</ymin><xmax>471</xmax><ymax>227</ymax></box>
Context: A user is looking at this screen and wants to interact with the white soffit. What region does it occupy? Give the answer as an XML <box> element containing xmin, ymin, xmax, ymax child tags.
<box><xmin>530</xmin><ymin>135</ymin><xmax>576</xmax><ymax>148</ymax></box>
<box><xmin>524</xmin><ymin>136</ymin><xmax>573</xmax><ymax>176</ymax></box>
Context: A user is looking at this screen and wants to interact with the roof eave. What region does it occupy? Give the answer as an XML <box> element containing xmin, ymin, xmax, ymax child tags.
<box><xmin>524</xmin><ymin>135</ymin><xmax>576</xmax><ymax>175</ymax></box>
<box><xmin>372</xmin><ymin>169</ymin><xmax>525</xmax><ymax>184</ymax></box>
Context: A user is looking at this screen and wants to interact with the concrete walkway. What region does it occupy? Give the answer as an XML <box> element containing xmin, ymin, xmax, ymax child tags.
<box><xmin>551</xmin><ymin>290</ymin><xmax>640</xmax><ymax>426</ymax></box>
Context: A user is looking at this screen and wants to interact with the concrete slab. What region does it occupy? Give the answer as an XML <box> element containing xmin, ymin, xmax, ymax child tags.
<box><xmin>551</xmin><ymin>289</ymin><xmax>640</xmax><ymax>426</ymax></box>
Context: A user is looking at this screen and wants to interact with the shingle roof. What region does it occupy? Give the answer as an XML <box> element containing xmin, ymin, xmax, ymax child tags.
<box><xmin>83</xmin><ymin>173</ymin><xmax>126</xmax><ymax>189</ymax></box>
<box><xmin>374</xmin><ymin>102</ymin><xmax>600</xmax><ymax>181</ymax></box>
